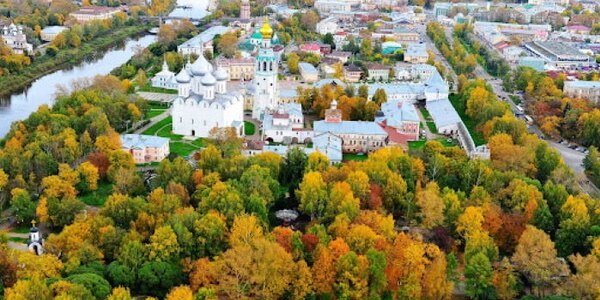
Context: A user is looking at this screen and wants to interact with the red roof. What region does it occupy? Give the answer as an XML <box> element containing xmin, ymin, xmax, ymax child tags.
<box><xmin>301</xmin><ymin>44</ymin><xmax>321</xmax><ymax>51</ymax></box>
<box><xmin>494</xmin><ymin>41</ymin><xmax>510</xmax><ymax>50</ymax></box>
<box><xmin>378</xmin><ymin>122</ymin><xmax>418</xmax><ymax>145</ymax></box>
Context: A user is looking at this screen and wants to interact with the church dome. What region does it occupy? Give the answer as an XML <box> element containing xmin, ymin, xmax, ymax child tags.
<box><xmin>190</xmin><ymin>54</ymin><xmax>212</xmax><ymax>76</ymax></box>
<box><xmin>260</xmin><ymin>17</ymin><xmax>273</xmax><ymax>39</ymax></box>
<box><xmin>251</xmin><ymin>30</ymin><xmax>263</xmax><ymax>39</ymax></box>
<box><xmin>175</xmin><ymin>68</ymin><xmax>191</xmax><ymax>83</ymax></box>
<box><xmin>214</xmin><ymin>67</ymin><xmax>229</xmax><ymax>81</ymax></box>
<box><xmin>201</xmin><ymin>72</ymin><xmax>217</xmax><ymax>86</ymax></box>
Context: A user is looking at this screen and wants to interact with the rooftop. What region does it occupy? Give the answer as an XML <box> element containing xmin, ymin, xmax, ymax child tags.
<box><xmin>425</xmin><ymin>99</ymin><xmax>462</xmax><ymax>129</ymax></box>
<box><xmin>298</xmin><ymin>62</ymin><xmax>319</xmax><ymax>74</ymax></box>
<box><xmin>314</xmin><ymin>120</ymin><xmax>388</xmax><ymax>135</ymax></box>
<box><xmin>564</xmin><ymin>80</ymin><xmax>600</xmax><ymax>89</ymax></box>
<box><xmin>41</xmin><ymin>26</ymin><xmax>68</xmax><ymax>34</ymax></box>
<box><xmin>121</xmin><ymin>134</ymin><xmax>169</xmax><ymax>149</ymax></box>
<box><xmin>180</xmin><ymin>26</ymin><xmax>232</xmax><ymax>47</ymax></box>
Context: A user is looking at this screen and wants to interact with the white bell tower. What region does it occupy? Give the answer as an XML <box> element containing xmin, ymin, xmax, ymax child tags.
<box><xmin>252</xmin><ymin>16</ymin><xmax>279</xmax><ymax>120</ymax></box>
<box><xmin>27</xmin><ymin>220</ymin><xmax>44</xmax><ymax>255</ymax></box>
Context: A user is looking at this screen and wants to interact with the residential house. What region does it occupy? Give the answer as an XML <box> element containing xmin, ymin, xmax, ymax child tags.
<box><xmin>314</xmin><ymin>0</ymin><xmax>351</xmax><ymax>13</ymax></box>
<box><xmin>314</xmin><ymin>100</ymin><xmax>388</xmax><ymax>154</ymax></box>
<box><xmin>393</xmin><ymin>27</ymin><xmax>420</xmax><ymax>45</ymax></box>
<box><xmin>300</xmin><ymin>43</ymin><xmax>322</xmax><ymax>56</ymax></box>
<box><xmin>316</xmin><ymin>17</ymin><xmax>339</xmax><ymax>35</ymax></box>
<box><xmin>299</xmin><ymin>62</ymin><xmax>320</xmax><ymax>83</ymax></box>
<box><xmin>404</xmin><ymin>43</ymin><xmax>429</xmax><ymax>64</ymax></box>
<box><xmin>326</xmin><ymin>51</ymin><xmax>352</xmax><ymax>63</ymax></box>
<box><xmin>344</xmin><ymin>64</ymin><xmax>363</xmax><ymax>82</ymax></box>
<box><xmin>564</xmin><ymin>80</ymin><xmax>600</xmax><ymax>103</ymax></box>
<box><xmin>366</xmin><ymin>62</ymin><xmax>390</xmax><ymax>82</ymax></box>
<box><xmin>69</xmin><ymin>6</ymin><xmax>120</xmax><ymax>22</ymax></box>
<box><xmin>120</xmin><ymin>134</ymin><xmax>170</xmax><ymax>164</ymax></box>
<box><xmin>216</xmin><ymin>57</ymin><xmax>256</xmax><ymax>80</ymax></box>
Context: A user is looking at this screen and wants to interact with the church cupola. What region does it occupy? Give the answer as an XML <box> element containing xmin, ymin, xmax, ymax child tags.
<box><xmin>202</xmin><ymin>72</ymin><xmax>217</xmax><ymax>100</ymax></box>
<box><xmin>214</xmin><ymin>67</ymin><xmax>229</xmax><ymax>94</ymax></box>
<box><xmin>260</xmin><ymin>16</ymin><xmax>273</xmax><ymax>48</ymax></box>
<box><xmin>176</xmin><ymin>68</ymin><xmax>191</xmax><ymax>97</ymax></box>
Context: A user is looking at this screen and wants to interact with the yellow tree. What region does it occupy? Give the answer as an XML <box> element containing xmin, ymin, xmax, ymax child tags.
<box><xmin>228</xmin><ymin>214</ymin><xmax>264</xmax><ymax>247</ymax></box>
<box><xmin>512</xmin><ymin>225</ymin><xmax>570</xmax><ymax>297</ymax></box>
<box><xmin>415</xmin><ymin>182</ymin><xmax>445</xmax><ymax>229</ymax></box>
<box><xmin>165</xmin><ymin>285</ymin><xmax>194</xmax><ymax>300</ymax></box>
<box><xmin>147</xmin><ymin>225</ymin><xmax>180</xmax><ymax>262</ymax></box>
<box><xmin>16</xmin><ymin>252</ymin><xmax>63</xmax><ymax>279</ymax></box>
<box><xmin>76</xmin><ymin>162</ymin><xmax>99</xmax><ymax>192</ymax></box>
<box><xmin>5</xmin><ymin>277</ymin><xmax>52</xmax><ymax>300</ymax></box>
<box><xmin>107</xmin><ymin>287</ymin><xmax>133</xmax><ymax>300</ymax></box>
<box><xmin>311</xmin><ymin>244</ymin><xmax>336</xmax><ymax>295</ymax></box>
<box><xmin>297</xmin><ymin>172</ymin><xmax>328</xmax><ymax>220</ymax></box>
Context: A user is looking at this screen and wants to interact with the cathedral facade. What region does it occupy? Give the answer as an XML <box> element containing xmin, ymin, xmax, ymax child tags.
<box><xmin>171</xmin><ymin>53</ymin><xmax>245</xmax><ymax>138</ymax></box>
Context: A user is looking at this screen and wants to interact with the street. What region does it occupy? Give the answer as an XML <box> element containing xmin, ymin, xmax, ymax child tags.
<box><xmin>418</xmin><ymin>17</ymin><xmax>594</xmax><ymax>193</ymax></box>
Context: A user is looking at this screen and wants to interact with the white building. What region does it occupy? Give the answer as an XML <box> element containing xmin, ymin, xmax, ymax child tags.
<box><xmin>178</xmin><ymin>26</ymin><xmax>234</xmax><ymax>56</ymax></box>
<box><xmin>306</xmin><ymin>132</ymin><xmax>343</xmax><ymax>164</ymax></box>
<box><xmin>316</xmin><ymin>17</ymin><xmax>339</xmax><ymax>35</ymax></box>
<box><xmin>1</xmin><ymin>24</ymin><xmax>32</xmax><ymax>54</ymax></box>
<box><xmin>171</xmin><ymin>52</ymin><xmax>245</xmax><ymax>138</ymax></box>
<box><xmin>252</xmin><ymin>18</ymin><xmax>280</xmax><ymax>120</ymax></box>
<box><xmin>120</xmin><ymin>134</ymin><xmax>170</xmax><ymax>164</ymax></box>
<box><xmin>263</xmin><ymin>103</ymin><xmax>313</xmax><ymax>143</ymax></box>
<box><xmin>151</xmin><ymin>60</ymin><xmax>178</xmax><ymax>90</ymax></box>
<box><xmin>315</xmin><ymin>0</ymin><xmax>352</xmax><ymax>13</ymax></box>
<box><xmin>314</xmin><ymin>100</ymin><xmax>388</xmax><ymax>154</ymax></box>
<box><xmin>361</xmin><ymin>67</ymin><xmax>449</xmax><ymax>102</ymax></box>
<box><xmin>40</xmin><ymin>26</ymin><xmax>68</xmax><ymax>42</ymax></box>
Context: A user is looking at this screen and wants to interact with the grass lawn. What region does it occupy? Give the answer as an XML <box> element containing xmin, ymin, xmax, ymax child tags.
<box><xmin>157</xmin><ymin>125</ymin><xmax>183</xmax><ymax>141</ymax></box>
<box><xmin>343</xmin><ymin>153</ymin><xmax>368</xmax><ymax>161</ymax></box>
<box><xmin>8</xmin><ymin>237</ymin><xmax>28</xmax><ymax>243</ymax></box>
<box><xmin>145</xmin><ymin>109</ymin><xmax>167</xmax><ymax>119</ymax></box>
<box><xmin>136</xmin><ymin>161</ymin><xmax>161</xmax><ymax>167</ymax></box>
<box><xmin>244</xmin><ymin>121</ymin><xmax>255</xmax><ymax>135</ymax></box>
<box><xmin>448</xmin><ymin>94</ymin><xmax>486</xmax><ymax>146</ymax></box>
<box><xmin>426</xmin><ymin>121</ymin><xmax>438</xmax><ymax>134</ymax></box>
<box><xmin>408</xmin><ymin>138</ymin><xmax>456</xmax><ymax>150</ymax></box>
<box><xmin>420</xmin><ymin>107</ymin><xmax>431</xmax><ymax>120</ymax></box>
<box><xmin>509</xmin><ymin>95</ymin><xmax>521</xmax><ymax>105</ymax></box>
<box><xmin>142</xmin><ymin>116</ymin><xmax>172</xmax><ymax>135</ymax></box>
<box><xmin>170</xmin><ymin>141</ymin><xmax>201</xmax><ymax>157</ymax></box>
<box><xmin>10</xmin><ymin>225</ymin><xmax>31</xmax><ymax>234</ymax></box>
<box><xmin>191</xmin><ymin>138</ymin><xmax>205</xmax><ymax>148</ymax></box>
<box><xmin>147</xmin><ymin>102</ymin><xmax>170</xmax><ymax>109</ymax></box>
<box><xmin>80</xmin><ymin>182</ymin><xmax>114</xmax><ymax>207</ymax></box>
<box><xmin>139</xmin><ymin>85</ymin><xmax>178</xmax><ymax>94</ymax></box>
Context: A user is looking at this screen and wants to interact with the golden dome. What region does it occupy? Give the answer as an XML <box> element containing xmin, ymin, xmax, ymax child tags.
<box><xmin>260</xmin><ymin>16</ymin><xmax>273</xmax><ymax>39</ymax></box>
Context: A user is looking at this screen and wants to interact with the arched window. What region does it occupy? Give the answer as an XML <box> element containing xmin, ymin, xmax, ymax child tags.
<box><xmin>263</xmin><ymin>61</ymin><xmax>267</xmax><ymax>71</ymax></box>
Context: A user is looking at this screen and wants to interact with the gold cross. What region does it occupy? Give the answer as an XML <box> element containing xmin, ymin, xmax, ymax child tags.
<box><xmin>31</xmin><ymin>220</ymin><xmax>36</xmax><ymax>227</ymax></box>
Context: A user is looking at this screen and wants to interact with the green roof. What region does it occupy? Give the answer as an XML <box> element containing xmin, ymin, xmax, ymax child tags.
<box><xmin>251</xmin><ymin>32</ymin><xmax>263</xmax><ymax>39</ymax></box>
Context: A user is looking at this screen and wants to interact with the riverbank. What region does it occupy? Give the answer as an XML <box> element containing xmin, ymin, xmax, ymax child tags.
<box><xmin>0</xmin><ymin>24</ymin><xmax>151</xmax><ymax>98</ymax></box>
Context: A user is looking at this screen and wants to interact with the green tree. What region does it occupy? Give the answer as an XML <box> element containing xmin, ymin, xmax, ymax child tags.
<box><xmin>464</xmin><ymin>252</ymin><xmax>497</xmax><ymax>300</ymax></box>
<box><xmin>10</xmin><ymin>188</ymin><xmax>36</xmax><ymax>223</ymax></box>
<box><xmin>65</xmin><ymin>273</ymin><xmax>112</xmax><ymax>300</ymax></box>
<box><xmin>322</xmin><ymin>33</ymin><xmax>335</xmax><ymax>50</ymax></box>
<box><xmin>137</xmin><ymin>261</ymin><xmax>183</xmax><ymax>299</ymax></box>
<box><xmin>297</xmin><ymin>172</ymin><xmax>328</xmax><ymax>220</ymax></box>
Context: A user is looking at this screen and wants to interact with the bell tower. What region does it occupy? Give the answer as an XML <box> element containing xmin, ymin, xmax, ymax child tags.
<box><xmin>252</xmin><ymin>16</ymin><xmax>279</xmax><ymax>120</ymax></box>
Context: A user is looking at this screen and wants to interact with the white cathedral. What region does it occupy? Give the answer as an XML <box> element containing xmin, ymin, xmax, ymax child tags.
<box><xmin>171</xmin><ymin>50</ymin><xmax>245</xmax><ymax>138</ymax></box>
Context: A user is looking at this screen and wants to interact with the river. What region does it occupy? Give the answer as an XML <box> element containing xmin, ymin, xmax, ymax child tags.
<box><xmin>0</xmin><ymin>35</ymin><xmax>156</xmax><ymax>139</ymax></box>
<box><xmin>0</xmin><ymin>0</ymin><xmax>209</xmax><ymax>139</ymax></box>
